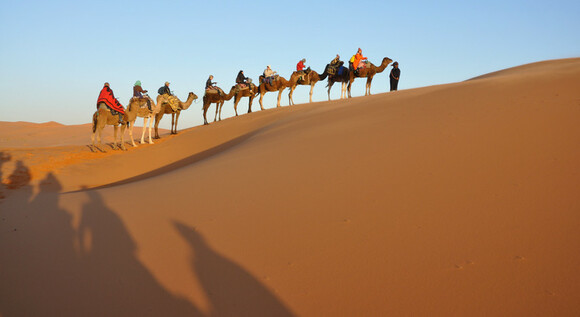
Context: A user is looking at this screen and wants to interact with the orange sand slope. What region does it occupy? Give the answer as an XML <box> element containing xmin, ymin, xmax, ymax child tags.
<box><xmin>1</xmin><ymin>58</ymin><xmax>579</xmax><ymax>316</ymax></box>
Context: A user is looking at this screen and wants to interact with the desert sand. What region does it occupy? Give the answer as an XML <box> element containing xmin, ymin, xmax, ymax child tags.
<box><xmin>1</xmin><ymin>58</ymin><xmax>579</xmax><ymax>316</ymax></box>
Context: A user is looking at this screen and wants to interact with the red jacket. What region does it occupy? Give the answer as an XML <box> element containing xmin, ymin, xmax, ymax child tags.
<box><xmin>97</xmin><ymin>85</ymin><xmax>124</xmax><ymax>114</ymax></box>
<box><xmin>297</xmin><ymin>61</ymin><xmax>306</xmax><ymax>71</ymax></box>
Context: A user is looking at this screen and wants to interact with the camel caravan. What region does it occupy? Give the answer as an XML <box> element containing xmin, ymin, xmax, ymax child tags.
<box><xmin>91</xmin><ymin>49</ymin><xmax>395</xmax><ymax>152</ymax></box>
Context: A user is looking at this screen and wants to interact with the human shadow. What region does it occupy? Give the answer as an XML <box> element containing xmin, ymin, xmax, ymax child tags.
<box><xmin>0</xmin><ymin>171</ymin><xmax>202</xmax><ymax>316</ymax></box>
<box><xmin>0</xmin><ymin>172</ymin><xmax>78</xmax><ymax>316</ymax></box>
<box><xmin>75</xmin><ymin>190</ymin><xmax>202</xmax><ymax>316</ymax></box>
<box><xmin>174</xmin><ymin>221</ymin><xmax>295</xmax><ymax>317</ymax></box>
<box><xmin>6</xmin><ymin>160</ymin><xmax>31</xmax><ymax>190</ymax></box>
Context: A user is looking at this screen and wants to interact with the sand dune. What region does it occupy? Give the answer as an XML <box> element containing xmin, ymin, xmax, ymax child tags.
<box><xmin>1</xmin><ymin>58</ymin><xmax>579</xmax><ymax>316</ymax></box>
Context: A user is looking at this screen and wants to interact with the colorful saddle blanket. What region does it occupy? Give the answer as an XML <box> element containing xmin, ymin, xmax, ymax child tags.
<box><xmin>159</xmin><ymin>95</ymin><xmax>180</xmax><ymax>111</ymax></box>
<box><xmin>97</xmin><ymin>86</ymin><xmax>124</xmax><ymax>114</ymax></box>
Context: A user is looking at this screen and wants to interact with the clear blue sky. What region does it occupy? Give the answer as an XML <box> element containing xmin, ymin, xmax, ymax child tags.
<box><xmin>1</xmin><ymin>0</ymin><xmax>578</xmax><ymax>129</ymax></box>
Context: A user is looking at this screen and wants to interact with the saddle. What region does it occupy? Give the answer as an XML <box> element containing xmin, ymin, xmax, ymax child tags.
<box><xmin>235</xmin><ymin>83</ymin><xmax>256</xmax><ymax>94</ymax></box>
<box><xmin>261</xmin><ymin>75</ymin><xmax>278</xmax><ymax>85</ymax></box>
<box><xmin>357</xmin><ymin>60</ymin><xmax>369</xmax><ymax>71</ymax></box>
<box><xmin>161</xmin><ymin>95</ymin><xmax>180</xmax><ymax>111</ymax></box>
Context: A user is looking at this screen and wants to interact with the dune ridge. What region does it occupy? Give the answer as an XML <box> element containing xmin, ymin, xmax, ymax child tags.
<box><xmin>1</xmin><ymin>58</ymin><xmax>579</xmax><ymax>316</ymax></box>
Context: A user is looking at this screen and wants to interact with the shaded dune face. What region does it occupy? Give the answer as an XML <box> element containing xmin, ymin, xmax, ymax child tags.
<box><xmin>1</xmin><ymin>58</ymin><xmax>580</xmax><ymax>316</ymax></box>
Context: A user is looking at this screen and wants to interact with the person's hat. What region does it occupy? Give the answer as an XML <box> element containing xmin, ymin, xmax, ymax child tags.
<box><xmin>267</xmin><ymin>65</ymin><xmax>271</xmax><ymax>68</ymax></box>
<box><xmin>165</xmin><ymin>81</ymin><xmax>170</xmax><ymax>85</ymax></box>
<box><xmin>135</xmin><ymin>80</ymin><xmax>141</xmax><ymax>86</ymax></box>
<box><xmin>104</xmin><ymin>82</ymin><xmax>109</xmax><ymax>87</ymax></box>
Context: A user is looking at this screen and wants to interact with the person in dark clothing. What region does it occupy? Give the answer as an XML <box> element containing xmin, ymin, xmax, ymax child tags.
<box><xmin>158</xmin><ymin>82</ymin><xmax>171</xmax><ymax>95</ymax></box>
<box><xmin>133</xmin><ymin>80</ymin><xmax>152</xmax><ymax>110</ymax></box>
<box><xmin>389</xmin><ymin>61</ymin><xmax>400</xmax><ymax>91</ymax></box>
<box><xmin>236</xmin><ymin>70</ymin><xmax>249</xmax><ymax>88</ymax></box>
<box><xmin>205</xmin><ymin>75</ymin><xmax>223</xmax><ymax>96</ymax></box>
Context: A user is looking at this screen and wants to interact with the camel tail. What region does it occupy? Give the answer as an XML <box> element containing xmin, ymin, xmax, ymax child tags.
<box><xmin>92</xmin><ymin>112</ymin><xmax>98</xmax><ymax>133</ymax></box>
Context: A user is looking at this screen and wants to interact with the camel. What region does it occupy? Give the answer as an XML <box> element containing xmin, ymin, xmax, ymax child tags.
<box><xmin>90</xmin><ymin>103</ymin><xmax>128</xmax><ymax>152</ymax></box>
<box><xmin>287</xmin><ymin>65</ymin><xmax>329</xmax><ymax>105</ymax></box>
<box><xmin>347</xmin><ymin>57</ymin><xmax>393</xmax><ymax>97</ymax></box>
<box><xmin>153</xmin><ymin>92</ymin><xmax>198</xmax><ymax>139</ymax></box>
<box><xmin>232</xmin><ymin>83</ymin><xmax>259</xmax><ymax>115</ymax></box>
<box><xmin>326</xmin><ymin>64</ymin><xmax>351</xmax><ymax>100</ymax></box>
<box><xmin>124</xmin><ymin>96</ymin><xmax>161</xmax><ymax>147</ymax></box>
<box><xmin>202</xmin><ymin>86</ymin><xmax>237</xmax><ymax>125</ymax></box>
<box><xmin>258</xmin><ymin>75</ymin><xmax>290</xmax><ymax>110</ymax></box>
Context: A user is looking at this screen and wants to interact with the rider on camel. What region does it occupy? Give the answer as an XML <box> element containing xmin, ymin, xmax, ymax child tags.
<box><xmin>349</xmin><ymin>48</ymin><xmax>367</xmax><ymax>76</ymax></box>
<box><xmin>236</xmin><ymin>70</ymin><xmax>249</xmax><ymax>88</ymax></box>
<box><xmin>97</xmin><ymin>82</ymin><xmax>124</xmax><ymax>124</ymax></box>
<box><xmin>263</xmin><ymin>65</ymin><xmax>277</xmax><ymax>85</ymax></box>
<box><xmin>206</xmin><ymin>75</ymin><xmax>223</xmax><ymax>96</ymax></box>
<box><xmin>133</xmin><ymin>80</ymin><xmax>151</xmax><ymax>111</ymax></box>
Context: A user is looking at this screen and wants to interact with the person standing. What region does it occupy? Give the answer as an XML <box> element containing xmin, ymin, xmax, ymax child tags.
<box><xmin>389</xmin><ymin>61</ymin><xmax>400</xmax><ymax>91</ymax></box>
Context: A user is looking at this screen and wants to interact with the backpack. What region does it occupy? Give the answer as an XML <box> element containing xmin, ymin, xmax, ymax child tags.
<box><xmin>158</xmin><ymin>86</ymin><xmax>165</xmax><ymax>95</ymax></box>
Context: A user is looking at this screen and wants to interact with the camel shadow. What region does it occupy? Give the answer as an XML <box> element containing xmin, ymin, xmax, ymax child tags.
<box><xmin>174</xmin><ymin>221</ymin><xmax>295</xmax><ymax>317</ymax></box>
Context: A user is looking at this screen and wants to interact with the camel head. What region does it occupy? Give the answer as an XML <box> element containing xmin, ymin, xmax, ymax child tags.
<box><xmin>179</xmin><ymin>92</ymin><xmax>198</xmax><ymax>110</ymax></box>
<box><xmin>382</xmin><ymin>57</ymin><xmax>393</xmax><ymax>66</ymax></box>
<box><xmin>374</xmin><ymin>57</ymin><xmax>394</xmax><ymax>73</ymax></box>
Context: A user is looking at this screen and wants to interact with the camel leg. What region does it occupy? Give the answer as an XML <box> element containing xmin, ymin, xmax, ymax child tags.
<box><xmin>93</xmin><ymin>127</ymin><xmax>104</xmax><ymax>152</ymax></box>
<box><xmin>288</xmin><ymin>85</ymin><xmax>295</xmax><ymax>105</ymax></box>
<box><xmin>328</xmin><ymin>81</ymin><xmax>333</xmax><ymax>101</ymax></box>
<box><xmin>171</xmin><ymin>113</ymin><xmax>176</xmax><ymax>134</ymax></box>
<box><xmin>174</xmin><ymin>112</ymin><xmax>180</xmax><ymax>134</ymax></box>
<box><xmin>214</xmin><ymin>102</ymin><xmax>220</xmax><ymax>122</ymax></box>
<box><xmin>309</xmin><ymin>84</ymin><xmax>314</xmax><ymax>103</ymax></box>
<box><xmin>97</xmin><ymin>126</ymin><xmax>105</xmax><ymax>152</ymax></box>
<box><xmin>146</xmin><ymin>116</ymin><xmax>154</xmax><ymax>144</ymax></box>
<box><xmin>347</xmin><ymin>80</ymin><xmax>353</xmax><ymax>98</ymax></box>
<box><xmin>277</xmin><ymin>90</ymin><xmax>283</xmax><ymax>108</ymax></box>
<box><xmin>234</xmin><ymin>96</ymin><xmax>239</xmax><ymax>116</ymax></box>
<box><xmin>120</xmin><ymin>124</ymin><xmax>127</xmax><ymax>151</ymax></box>
<box><xmin>259</xmin><ymin>92</ymin><xmax>265</xmax><ymax>110</ymax></box>
<box><xmin>218</xmin><ymin>102</ymin><xmax>223</xmax><ymax>121</ymax></box>
<box><xmin>128</xmin><ymin>120</ymin><xmax>137</xmax><ymax>147</ymax></box>
<box><xmin>154</xmin><ymin>112</ymin><xmax>162</xmax><ymax>139</ymax></box>
<box><xmin>140</xmin><ymin>117</ymin><xmax>147</xmax><ymax>144</ymax></box>
<box><xmin>111</xmin><ymin>125</ymin><xmax>119</xmax><ymax>150</ymax></box>
<box><xmin>203</xmin><ymin>102</ymin><xmax>209</xmax><ymax>125</ymax></box>
<box><xmin>248</xmin><ymin>97</ymin><xmax>253</xmax><ymax>113</ymax></box>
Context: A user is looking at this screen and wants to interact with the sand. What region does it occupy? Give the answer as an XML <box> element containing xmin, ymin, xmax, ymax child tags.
<box><xmin>1</xmin><ymin>58</ymin><xmax>579</xmax><ymax>316</ymax></box>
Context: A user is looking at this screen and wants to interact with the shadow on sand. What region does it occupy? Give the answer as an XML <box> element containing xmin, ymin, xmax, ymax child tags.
<box><xmin>0</xmin><ymin>160</ymin><xmax>295</xmax><ymax>316</ymax></box>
